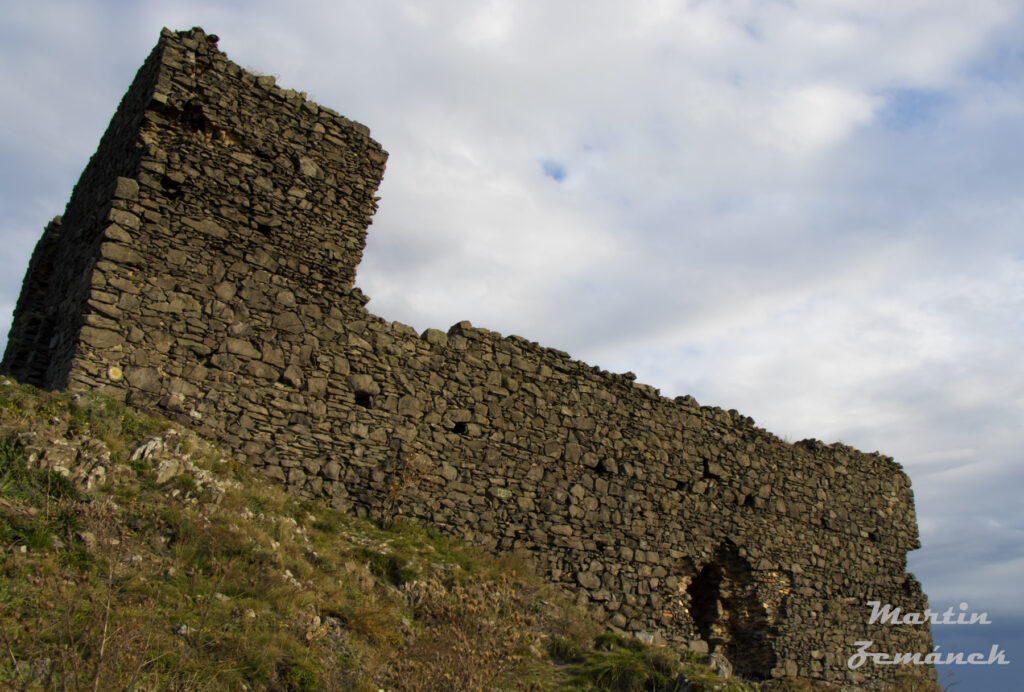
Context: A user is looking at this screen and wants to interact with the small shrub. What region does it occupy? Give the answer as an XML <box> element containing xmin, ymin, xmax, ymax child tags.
<box><xmin>595</xmin><ymin>631</ymin><xmax>644</xmax><ymax>652</ymax></box>
<box><xmin>581</xmin><ymin>648</ymin><xmax>650</xmax><ymax>691</ymax></box>
<box><xmin>547</xmin><ymin>635</ymin><xmax>585</xmax><ymax>663</ymax></box>
<box><xmin>682</xmin><ymin>650</ymin><xmax>710</xmax><ymax>665</ymax></box>
<box><xmin>127</xmin><ymin>455</ymin><xmax>148</xmax><ymax>473</ymax></box>
<box><xmin>0</xmin><ymin>434</ymin><xmax>80</xmax><ymax>503</ymax></box>
<box><xmin>359</xmin><ymin>547</ymin><xmax>416</xmax><ymax>586</ymax></box>
<box><xmin>568</xmin><ymin>632</ymin><xmax>685</xmax><ymax>692</ymax></box>
<box><xmin>170</xmin><ymin>473</ymin><xmax>198</xmax><ymax>495</ymax></box>
<box><xmin>345</xmin><ymin>602</ymin><xmax>402</xmax><ymax>646</ymax></box>
<box><xmin>278</xmin><ymin>653</ymin><xmax>320</xmax><ymax>691</ymax></box>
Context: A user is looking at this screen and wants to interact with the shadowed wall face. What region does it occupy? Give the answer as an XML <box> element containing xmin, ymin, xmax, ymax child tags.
<box><xmin>0</xmin><ymin>27</ymin><xmax>935</xmax><ymax>686</ymax></box>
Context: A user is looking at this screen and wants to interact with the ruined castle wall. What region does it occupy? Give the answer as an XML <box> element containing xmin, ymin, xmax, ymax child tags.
<box><xmin>1</xmin><ymin>28</ymin><xmax>933</xmax><ymax>685</ymax></box>
<box><xmin>322</xmin><ymin>311</ymin><xmax>932</xmax><ymax>681</ymax></box>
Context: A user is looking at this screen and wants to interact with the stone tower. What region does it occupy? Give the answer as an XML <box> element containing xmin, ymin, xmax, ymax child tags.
<box><xmin>2</xmin><ymin>27</ymin><xmax>935</xmax><ymax>686</ymax></box>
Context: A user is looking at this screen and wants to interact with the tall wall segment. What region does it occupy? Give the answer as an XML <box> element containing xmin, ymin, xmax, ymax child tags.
<box><xmin>2</xmin><ymin>27</ymin><xmax>934</xmax><ymax>685</ymax></box>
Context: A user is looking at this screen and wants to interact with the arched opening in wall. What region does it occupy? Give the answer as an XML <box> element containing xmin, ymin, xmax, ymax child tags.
<box><xmin>685</xmin><ymin>542</ymin><xmax>777</xmax><ymax>680</ymax></box>
<box><xmin>689</xmin><ymin>562</ymin><xmax>722</xmax><ymax>642</ymax></box>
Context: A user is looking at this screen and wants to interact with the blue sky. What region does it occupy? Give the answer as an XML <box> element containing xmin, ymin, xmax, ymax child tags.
<box><xmin>2</xmin><ymin>2</ymin><xmax>1023</xmax><ymax>688</ymax></box>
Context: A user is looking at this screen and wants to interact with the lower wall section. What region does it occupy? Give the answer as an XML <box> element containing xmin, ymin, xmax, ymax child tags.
<box><xmin>62</xmin><ymin>271</ymin><xmax>934</xmax><ymax>685</ymax></box>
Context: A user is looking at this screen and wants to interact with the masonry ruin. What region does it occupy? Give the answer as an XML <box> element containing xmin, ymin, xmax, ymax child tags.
<box><xmin>1</xmin><ymin>27</ymin><xmax>935</xmax><ymax>685</ymax></box>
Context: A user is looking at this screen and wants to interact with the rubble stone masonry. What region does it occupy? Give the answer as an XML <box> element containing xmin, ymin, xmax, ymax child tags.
<box><xmin>2</xmin><ymin>27</ymin><xmax>934</xmax><ymax>685</ymax></box>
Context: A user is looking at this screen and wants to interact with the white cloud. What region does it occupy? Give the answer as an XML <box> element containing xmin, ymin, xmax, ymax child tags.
<box><xmin>761</xmin><ymin>83</ymin><xmax>878</xmax><ymax>158</ymax></box>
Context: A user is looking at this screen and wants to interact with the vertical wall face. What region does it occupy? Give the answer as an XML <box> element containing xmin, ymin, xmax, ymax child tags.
<box><xmin>2</xmin><ymin>41</ymin><xmax>168</xmax><ymax>388</ymax></box>
<box><xmin>1</xmin><ymin>27</ymin><xmax>934</xmax><ymax>686</ymax></box>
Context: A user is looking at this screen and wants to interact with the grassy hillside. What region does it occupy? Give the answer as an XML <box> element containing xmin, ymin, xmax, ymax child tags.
<box><xmin>0</xmin><ymin>376</ymin><xmax>937</xmax><ymax>691</ymax></box>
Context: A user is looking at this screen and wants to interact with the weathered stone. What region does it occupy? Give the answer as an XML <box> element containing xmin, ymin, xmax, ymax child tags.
<box><xmin>103</xmin><ymin>223</ymin><xmax>133</xmax><ymax>243</ymax></box>
<box><xmin>296</xmin><ymin>156</ymin><xmax>321</xmax><ymax>178</ymax></box>
<box><xmin>225</xmin><ymin>337</ymin><xmax>261</xmax><ymax>359</ymax></box>
<box><xmin>80</xmin><ymin>326</ymin><xmax>124</xmax><ymax>349</ymax></box>
<box><xmin>347</xmin><ymin>374</ymin><xmax>379</xmax><ymax>395</ymax></box>
<box><xmin>123</xmin><ymin>366</ymin><xmax>162</xmax><ymax>393</ymax></box>
<box><xmin>307</xmin><ymin>377</ymin><xmax>328</xmax><ymax>396</ymax></box>
<box><xmin>262</xmin><ymin>344</ymin><xmax>285</xmax><ymax>367</ymax></box>
<box><xmin>114</xmin><ymin>176</ymin><xmax>140</xmax><ymax>200</ymax></box>
<box><xmin>577</xmin><ymin>571</ymin><xmax>601</xmax><ymax>590</ymax></box>
<box><xmin>422</xmin><ymin>328</ymin><xmax>447</xmax><ymax>347</ymax></box>
<box><xmin>213</xmin><ymin>281</ymin><xmax>236</xmax><ymax>301</ymax></box>
<box><xmin>272</xmin><ymin>311</ymin><xmax>304</xmax><ymax>334</ymax></box>
<box><xmin>99</xmin><ymin>242</ymin><xmax>143</xmax><ymax>265</ymax></box>
<box><xmin>397</xmin><ymin>394</ymin><xmax>422</xmax><ymax>417</ymax></box>
<box><xmin>282</xmin><ymin>364</ymin><xmax>303</xmax><ymax>387</ymax></box>
<box><xmin>0</xmin><ymin>26</ymin><xmax>931</xmax><ymax>689</ymax></box>
<box><xmin>109</xmin><ymin>208</ymin><xmax>141</xmax><ymax>230</ymax></box>
<box><xmin>241</xmin><ymin>362</ymin><xmax>274</xmax><ymax>388</ymax></box>
<box><xmin>449</xmin><ymin>408</ymin><xmax>471</xmax><ymax>423</ymax></box>
<box><xmin>183</xmin><ymin>217</ymin><xmax>228</xmax><ymax>239</ymax></box>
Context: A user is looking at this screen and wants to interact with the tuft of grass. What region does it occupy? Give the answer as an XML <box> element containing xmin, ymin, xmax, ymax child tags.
<box><xmin>548</xmin><ymin>635</ymin><xmax>586</xmax><ymax>663</ymax></box>
<box><xmin>0</xmin><ymin>434</ymin><xmax>80</xmax><ymax>503</ymax></box>
<box><xmin>565</xmin><ymin>631</ymin><xmax>686</xmax><ymax>691</ymax></box>
<box><xmin>583</xmin><ymin>647</ymin><xmax>653</xmax><ymax>691</ymax></box>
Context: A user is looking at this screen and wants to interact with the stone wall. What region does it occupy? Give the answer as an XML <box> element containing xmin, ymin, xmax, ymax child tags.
<box><xmin>2</xmin><ymin>27</ymin><xmax>934</xmax><ymax>685</ymax></box>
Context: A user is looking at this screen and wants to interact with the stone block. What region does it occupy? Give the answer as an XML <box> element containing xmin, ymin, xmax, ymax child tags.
<box><xmin>577</xmin><ymin>571</ymin><xmax>601</xmax><ymax>590</ymax></box>
<box><xmin>99</xmin><ymin>241</ymin><xmax>143</xmax><ymax>265</ymax></box>
<box><xmin>347</xmin><ymin>374</ymin><xmax>379</xmax><ymax>395</ymax></box>
<box><xmin>397</xmin><ymin>394</ymin><xmax>422</xmax><ymax>417</ymax></box>
<box><xmin>114</xmin><ymin>176</ymin><xmax>140</xmax><ymax>200</ymax></box>
<box><xmin>225</xmin><ymin>337</ymin><xmax>261</xmax><ymax>359</ymax></box>
<box><xmin>123</xmin><ymin>366</ymin><xmax>162</xmax><ymax>394</ymax></box>
<box><xmin>80</xmin><ymin>326</ymin><xmax>124</xmax><ymax>349</ymax></box>
<box><xmin>183</xmin><ymin>217</ymin><xmax>229</xmax><ymax>239</ymax></box>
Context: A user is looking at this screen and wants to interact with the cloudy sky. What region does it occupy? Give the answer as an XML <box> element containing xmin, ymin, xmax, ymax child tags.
<box><xmin>2</xmin><ymin>1</ymin><xmax>1022</xmax><ymax>687</ymax></box>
